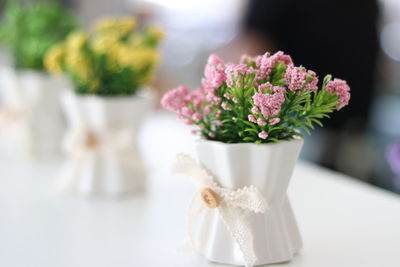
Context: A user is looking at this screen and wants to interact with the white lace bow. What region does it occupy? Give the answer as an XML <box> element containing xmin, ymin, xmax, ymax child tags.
<box><xmin>173</xmin><ymin>153</ymin><xmax>269</xmax><ymax>267</ymax></box>
<box><xmin>62</xmin><ymin>127</ymin><xmax>135</xmax><ymax>154</ymax></box>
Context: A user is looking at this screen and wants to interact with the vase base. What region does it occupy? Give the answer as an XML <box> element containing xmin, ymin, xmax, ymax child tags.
<box><xmin>201</xmin><ymin>195</ymin><xmax>302</xmax><ymax>266</ymax></box>
<box><xmin>52</xmin><ymin>159</ymin><xmax>148</xmax><ymax>197</ymax></box>
<box><xmin>206</xmin><ymin>250</ymin><xmax>301</xmax><ymax>266</ymax></box>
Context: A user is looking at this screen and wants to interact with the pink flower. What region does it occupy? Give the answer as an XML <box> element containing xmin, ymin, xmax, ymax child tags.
<box><xmin>221</xmin><ymin>101</ymin><xmax>232</xmax><ymax>111</ymax></box>
<box><xmin>252</xmin><ymin>86</ymin><xmax>285</xmax><ymax>120</ymax></box>
<box><xmin>258</xmin><ymin>131</ymin><xmax>269</xmax><ymax>139</ymax></box>
<box><xmin>255</xmin><ymin>51</ymin><xmax>293</xmax><ymax>81</ymax></box>
<box><xmin>161</xmin><ymin>86</ymin><xmax>207</xmax><ymax>122</ymax></box>
<box><xmin>273</xmin><ymin>85</ymin><xmax>286</xmax><ymax>94</ymax></box>
<box><xmin>208</xmin><ymin>132</ymin><xmax>216</xmax><ymax>138</ymax></box>
<box><xmin>204</xmin><ymin>104</ymin><xmax>212</xmax><ymax>114</ymax></box>
<box><xmin>285</xmin><ymin>65</ymin><xmax>318</xmax><ymax>91</ymax></box>
<box><xmin>258</xmin><ymin>82</ymin><xmax>272</xmax><ymax>93</ymax></box>
<box><xmin>225</xmin><ymin>63</ymin><xmax>248</xmax><ymax>87</ymax></box>
<box><xmin>269</xmin><ymin>118</ymin><xmax>280</xmax><ymax>125</ymax></box>
<box><xmin>215</xmin><ymin>120</ymin><xmax>223</xmax><ymax>126</ymax></box>
<box><xmin>198</xmin><ymin>125</ymin><xmax>205</xmax><ymax>131</ymax></box>
<box><xmin>255</xmin><ymin>53</ymin><xmax>273</xmax><ymax>80</ymax></box>
<box><xmin>161</xmin><ymin>85</ymin><xmax>190</xmax><ymax>113</ymax></box>
<box><xmin>202</xmin><ymin>54</ymin><xmax>226</xmax><ymax>91</ymax></box>
<box><xmin>257</xmin><ymin>118</ymin><xmax>266</xmax><ymax>126</ymax></box>
<box><xmin>251</xmin><ymin>106</ymin><xmax>259</xmax><ymax>114</ymax></box>
<box><xmin>304</xmin><ymin>70</ymin><xmax>318</xmax><ymax>91</ymax></box>
<box><xmin>186</xmin><ymin>88</ymin><xmax>205</xmax><ymax>110</ymax></box>
<box><xmin>215</xmin><ymin>109</ymin><xmax>222</xmax><ymax>117</ymax></box>
<box><xmin>181</xmin><ymin>106</ymin><xmax>193</xmax><ymax>117</ymax></box>
<box><xmin>213</xmin><ymin>96</ymin><xmax>221</xmax><ymax>105</ymax></box>
<box><xmin>192</xmin><ymin>112</ymin><xmax>202</xmax><ymax>121</ymax></box>
<box><xmin>208</xmin><ymin>54</ymin><xmax>224</xmax><ymax>65</ymax></box>
<box><xmin>270</xmin><ymin>51</ymin><xmax>293</xmax><ymax>66</ymax></box>
<box><xmin>223</xmin><ymin>93</ymin><xmax>231</xmax><ymax>99</ymax></box>
<box><xmin>326</xmin><ymin>78</ymin><xmax>351</xmax><ymax>110</ymax></box>
<box><xmin>184</xmin><ymin>119</ymin><xmax>193</xmax><ymax>125</ymax></box>
<box><xmin>248</xmin><ymin>114</ymin><xmax>257</xmax><ymax>123</ymax></box>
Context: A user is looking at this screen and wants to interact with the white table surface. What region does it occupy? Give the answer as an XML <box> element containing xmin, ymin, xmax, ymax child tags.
<box><xmin>1</xmin><ymin>112</ymin><xmax>400</xmax><ymax>267</ymax></box>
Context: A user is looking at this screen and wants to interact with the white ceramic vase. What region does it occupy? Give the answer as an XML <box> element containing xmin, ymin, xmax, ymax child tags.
<box><xmin>54</xmin><ymin>90</ymin><xmax>152</xmax><ymax>196</ymax></box>
<box><xmin>195</xmin><ymin>138</ymin><xmax>304</xmax><ymax>266</ymax></box>
<box><xmin>0</xmin><ymin>65</ymin><xmax>68</xmax><ymax>159</ymax></box>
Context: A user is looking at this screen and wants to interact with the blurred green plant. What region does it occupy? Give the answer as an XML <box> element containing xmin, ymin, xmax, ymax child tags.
<box><xmin>0</xmin><ymin>1</ymin><xmax>76</xmax><ymax>71</ymax></box>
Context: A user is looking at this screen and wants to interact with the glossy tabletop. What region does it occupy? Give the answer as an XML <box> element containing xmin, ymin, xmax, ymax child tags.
<box><xmin>0</xmin><ymin>112</ymin><xmax>399</xmax><ymax>267</ymax></box>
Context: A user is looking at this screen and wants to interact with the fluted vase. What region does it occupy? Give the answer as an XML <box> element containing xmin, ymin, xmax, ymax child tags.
<box><xmin>195</xmin><ymin>138</ymin><xmax>303</xmax><ymax>265</ymax></box>
<box><xmin>53</xmin><ymin>90</ymin><xmax>152</xmax><ymax>196</ymax></box>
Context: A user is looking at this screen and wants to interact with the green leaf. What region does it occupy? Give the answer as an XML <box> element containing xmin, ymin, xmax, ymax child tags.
<box><xmin>244</xmin><ymin>128</ymin><xmax>258</xmax><ymax>134</ymax></box>
<box><xmin>243</xmin><ymin>137</ymin><xmax>255</xmax><ymax>142</ymax></box>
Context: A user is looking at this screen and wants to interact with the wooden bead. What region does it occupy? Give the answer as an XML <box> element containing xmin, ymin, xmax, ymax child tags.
<box><xmin>85</xmin><ymin>131</ymin><xmax>98</xmax><ymax>148</ymax></box>
<box><xmin>201</xmin><ymin>188</ymin><xmax>220</xmax><ymax>208</ymax></box>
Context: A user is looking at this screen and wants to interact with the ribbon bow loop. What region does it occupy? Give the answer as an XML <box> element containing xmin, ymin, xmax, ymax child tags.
<box><xmin>173</xmin><ymin>153</ymin><xmax>215</xmax><ymax>188</ymax></box>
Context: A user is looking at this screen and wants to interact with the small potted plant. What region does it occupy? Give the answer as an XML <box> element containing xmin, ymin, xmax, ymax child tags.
<box><xmin>162</xmin><ymin>51</ymin><xmax>350</xmax><ymax>266</ymax></box>
<box><xmin>0</xmin><ymin>1</ymin><xmax>76</xmax><ymax>158</ymax></box>
<box><xmin>45</xmin><ymin>16</ymin><xmax>163</xmax><ymax>196</ymax></box>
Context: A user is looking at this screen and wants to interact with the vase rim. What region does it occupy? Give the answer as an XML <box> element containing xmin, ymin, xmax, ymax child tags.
<box><xmin>195</xmin><ymin>137</ymin><xmax>303</xmax><ymax>147</ymax></box>
<box><xmin>6</xmin><ymin>67</ymin><xmax>54</xmax><ymax>77</ymax></box>
<box><xmin>63</xmin><ymin>88</ymin><xmax>153</xmax><ymax>101</ymax></box>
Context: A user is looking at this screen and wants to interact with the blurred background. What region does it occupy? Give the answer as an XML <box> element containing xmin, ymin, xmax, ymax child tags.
<box><xmin>1</xmin><ymin>0</ymin><xmax>400</xmax><ymax>194</ymax></box>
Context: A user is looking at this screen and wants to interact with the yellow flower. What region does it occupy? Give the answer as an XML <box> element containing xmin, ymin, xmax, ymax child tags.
<box><xmin>127</xmin><ymin>35</ymin><xmax>144</xmax><ymax>47</ymax></box>
<box><xmin>66</xmin><ymin>31</ymin><xmax>89</xmax><ymax>51</ymax></box>
<box><xmin>103</xmin><ymin>41</ymin><xmax>127</xmax><ymax>70</ymax></box>
<box><xmin>95</xmin><ymin>17</ymin><xmax>137</xmax><ymax>38</ymax></box>
<box><xmin>138</xmin><ymin>70</ymin><xmax>156</xmax><ymax>85</ymax></box>
<box><xmin>147</xmin><ymin>26</ymin><xmax>164</xmax><ymax>41</ymax></box>
<box><xmin>44</xmin><ymin>43</ymin><xmax>65</xmax><ymax>73</ymax></box>
<box><xmin>91</xmin><ymin>34</ymin><xmax>120</xmax><ymax>54</ymax></box>
<box><xmin>65</xmin><ymin>50</ymin><xmax>91</xmax><ymax>83</ymax></box>
<box><xmin>117</xmin><ymin>47</ymin><xmax>159</xmax><ymax>71</ymax></box>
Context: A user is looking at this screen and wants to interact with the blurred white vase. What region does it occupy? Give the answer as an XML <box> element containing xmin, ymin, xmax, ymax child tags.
<box><xmin>54</xmin><ymin>90</ymin><xmax>153</xmax><ymax>197</ymax></box>
<box><xmin>195</xmin><ymin>138</ymin><xmax>303</xmax><ymax>266</ymax></box>
<box><xmin>0</xmin><ymin>65</ymin><xmax>69</xmax><ymax>160</ymax></box>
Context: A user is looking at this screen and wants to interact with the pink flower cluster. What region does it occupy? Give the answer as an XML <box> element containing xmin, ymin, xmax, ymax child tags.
<box><xmin>254</xmin><ymin>51</ymin><xmax>293</xmax><ymax>81</ymax></box>
<box><xmin>326</xmin><ymin>78</ymin><xmax>351</xmax><ymax>110</ymax></box>
<box><xmin>285</xmin><ymin>65</ymin><xmax>318</xmax><ymax>91</ymax></box>
<box><xmin>225</xmin><ymin>63</ymin><xmax>251</xmax><ymax>87</ymax></box>
<box><xmin>202</xmin><ymin>54</ymin><xmax>226</xmax><ymax>92</ymax></box>
<box><xmin>251</xmin><ymin>83</ymin><xmax>286</xmax><ymax>125</ymax></box>
<box><xmin>161</xmin><ymin>51</ymin><xmax>351</xmax><ymax>142</ymax></box>
<box><xmin>201</xmin><ymin>54</ymin><xmax>227</xmax><ymax>112</ymax></box>
<box><xmin>161</xmin><ymin>85</ymin><xmax>205</xmax><ymax>125</ymax></box>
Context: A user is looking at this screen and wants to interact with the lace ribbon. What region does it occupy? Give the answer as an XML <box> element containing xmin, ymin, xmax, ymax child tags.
<box><xmin>0</xmin><ymin>104</ymin><xmax>33</xmax><ymax>153</ymax></box>
<box><xmin>52</xmin><ymin>126</ymin><xmax>138</xmax><ymax>193</ymax></box>
<box><xmin>62</xmin><ymin>127</ymin><xmax>135</xmax><ymax>154</ymax></box>
<box><xmin>173</xmin><ymin>153</ymin><xmax>269</xmax><ymax>267</ymax></box>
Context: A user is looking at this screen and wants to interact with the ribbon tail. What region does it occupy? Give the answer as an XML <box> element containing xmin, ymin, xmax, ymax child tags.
<box><xmin>51</xmin><ymin>149</ymin><xmax>91</xmax><ymax>194</ymax></box>
<box><xmin>0</xmin><ymin>115</ymin><xmax>33</xmax><ymax>157</ymax></box>
<box><xmin>184</xmin><ymin>192</ymin><xmax>206</xmax><ymax>253</ymax></box>
<box><xmin>173</xmin><ymin>153</ymin><xmax>215</xmax><ymax>187</ymax></box>
<box><xmin>218</xmin><ymin>205</ymin><xmax>258</xmax><ymax>267</ymax></box>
